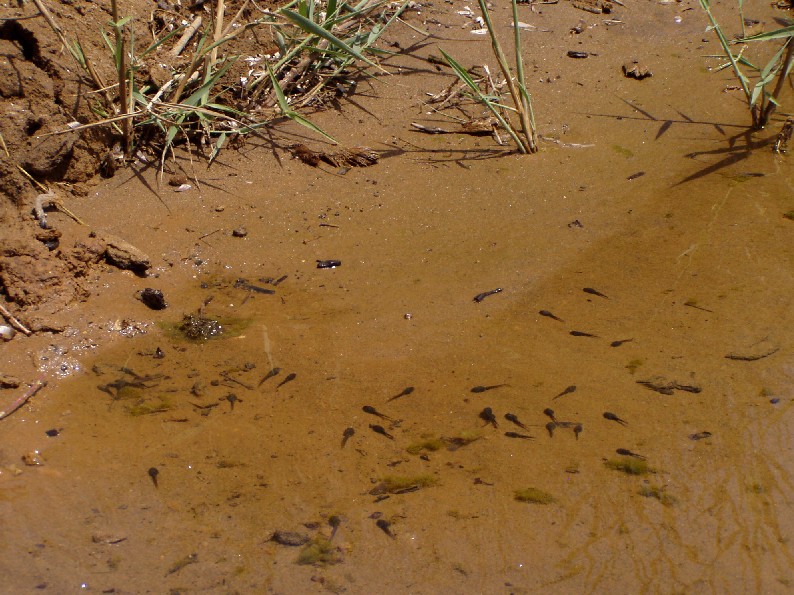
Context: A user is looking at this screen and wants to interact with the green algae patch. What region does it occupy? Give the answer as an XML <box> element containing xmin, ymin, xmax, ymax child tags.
<box><xmin>124</xmin><ymin>396</ymin><xmax>173</xmax><ymax>416</ymax></box>
<box><xmin>406</xmin><ymin>435</ymin><xmax>445</xmax><ymax>455</ymax></box>
<box><xmin>638</xmin><ymin>484</ymin><xmax>677</xmax><ymax>506</ymax></box>
<box><xmin>296</xmin><ymin>537</ymin><xmax>342</xmax><ymax>566</ymax></box>
<box><xmin>612</xmin><ymin>144</ymin><xmax>634</xmax><ymax>158</ymax></box>
<box><xmin>605</xmin><ymin>457</ymin><xmax>652</xmax><ymax>475</ymax></box>
<box><xmin>514</xmin><ymin>487</ymin><xmax>556</xmax><ymax>504</ymax></box>
<box><xmin>625</xmin><ymin>359</ymin><xmax>644</xmax><ymax>374</ymax></box>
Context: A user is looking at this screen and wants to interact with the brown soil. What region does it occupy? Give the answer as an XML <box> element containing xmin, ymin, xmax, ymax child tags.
<box><xmin>2</xmin><ymin>0</ymin><xmax>794</xmax><ymax>592</ymax></box>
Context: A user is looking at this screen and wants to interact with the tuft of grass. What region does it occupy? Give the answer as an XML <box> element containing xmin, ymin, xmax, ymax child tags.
<box><xmin>41</xmin><ymin>0</ymin><xmax>406</xmax><ymax>171</ymax></box>
<box><xmin>296</xmin><ymin>537</ymin><xmax>342</xmax><ymax>566</ymax></box>
<box><xmin>514</xmin><ymin>487</ymin><xmax>556</xmax><ymax>504</ymax></box>
<box><xmin>439</xmin><ymin>0</ymin><xmax>537</xmax><ymax>153</ymax></box>
<box><xmin>698</xmin><ymin>0</ymin><xmax>794</xmax><ymax>128</ymax></box>
<box><xmin>605</xmin><ymin>457</ymin><xmax>652</xmax><ymax>476</ymax></box>
<box><xmin>638</xmin><ymin>485</ymin><xmax>677</xmax><ymax>506</ymax></box>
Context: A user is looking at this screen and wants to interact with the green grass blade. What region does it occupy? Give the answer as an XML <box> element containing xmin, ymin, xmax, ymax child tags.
<box><xmin>440</xmin><ymin>49</ymin><xmax>526</xmax><ymax>153</ymax></box>
<box><xmin>268</xmin><ymin>66</ymin><xmax>337</xmax><ymax>143</ymax></box>
<box><xmin>740</xmin><ymin>24</ymin><xmax>794</xmax><ymax>42</ymax></box>
<box><xmin>280</xmin><ymin>7</ymin><xmax>381</xmax><ymax>69</ymax></box>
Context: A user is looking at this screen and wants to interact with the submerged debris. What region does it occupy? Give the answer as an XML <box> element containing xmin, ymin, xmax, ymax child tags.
<box><xmin>290</xmin><ymin>144</ymin><xmax>379</xmax><ymax>168</ymax></box>
<box><xmin>637</xmin><ymin>376</ymin><xmax>702</xmax><ymax>395</ymax></box>
<box><xmin>622</xmin><ymin>61</ymin><xmax>652</xmax><ymax>80</ymax></box>
<box><xmin>178</xmin><ymin>314</ymin><xmax>224</xmax><ymax>340</ymax></box>
<box><xmin>271</xmin><ymin>531</ymin><xmax>311</xmax><ymax>547</ymax></box>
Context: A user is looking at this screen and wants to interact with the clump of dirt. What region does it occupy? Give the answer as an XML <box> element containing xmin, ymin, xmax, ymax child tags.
<box><xmin>0</xmin><ymin>11</ymin><xmax>115</xmax><ymax>327</ymax></box>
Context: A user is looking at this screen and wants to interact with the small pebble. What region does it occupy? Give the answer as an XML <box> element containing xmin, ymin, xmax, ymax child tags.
<box><xmin>232</xmin><ymin>227</ymin><xmax>248</xmax><ymax>238</ymax></box>
<box><xmin>22</xmin><ymin>451</ymin><xmax>44</xmax><ymax>466</ymax></box>
<box><xmin>138</xmin><ymin>288</ymin><xmax>167</xmax><ymax>310</ymax></box>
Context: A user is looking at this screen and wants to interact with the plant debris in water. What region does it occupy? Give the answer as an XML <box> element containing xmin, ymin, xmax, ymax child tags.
<box><xmin>370</xmin><ymin>474</ymin><xmax>438</xmax><ymax>495</ymax></box>
<box><xmin>604</xmin><ymin>457</ymin><xmax>652</xmax><ymax>475</ymax></box>
<box><xmin>514</xmin><ymin>487</ymin><xmax>556</xmax><ymax>504</ymax></box>
<box><xmin>442</xmin><ymin>430</ymin><xmax>482</xmax><ymax>451</ymax></box>
<box><xmin>290</xmin><ymin>144</ymin><xmax>379</xmax><ymax>168</ymax></box>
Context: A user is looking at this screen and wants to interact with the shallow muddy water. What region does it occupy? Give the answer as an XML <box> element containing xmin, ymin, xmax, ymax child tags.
<box><xmin>3</xmin><ymin>0</ymin><xmax>794</xmax><ymax>592</ymax></box>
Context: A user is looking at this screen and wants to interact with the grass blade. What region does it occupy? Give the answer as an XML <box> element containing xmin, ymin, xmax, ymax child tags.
<box><xmin>268</xmin><ymin>66</ymin><xmax>337</xmax><ymax>143</ymax></box>
<box><xmin>280</xmin><ymin>7</ymin><xmax>381</xmax><ymax>70</ymax></box>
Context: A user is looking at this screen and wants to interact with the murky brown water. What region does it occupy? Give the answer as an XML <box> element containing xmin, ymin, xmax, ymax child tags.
<box><xmin>3</xmin><ymin>1</ymin><xmax>794</xmax><ymax>592</ymax></box>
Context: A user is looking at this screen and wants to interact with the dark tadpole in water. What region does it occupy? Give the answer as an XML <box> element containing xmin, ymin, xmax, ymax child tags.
<box><xmin>479</xmin><ymin>407</ymin><xmax>498</xmax><ymax>428</ymax></box>
<box><xmin>603</xmin><ymin>411</ymin><xmax>628</xmax><ymax>426</ymax></box>
<box><xmin>504</xmin><ymin>431</ymin><xmax>533</xmax><ymax>440</ymax></box>
<box><xmin>543</xmin><ymin>408</ymin><xmax>557</xmax><ymax>422</ymax></box>
<box><xmin>473</xmin><ymin>288</ymin><xmax>503</xmax><ymax>303</ymax></box>
<box><xmin>583</xmin><ymin>287</ymin><xmax>609</xmax><ymax>299</ymax></box>
<box><xmin>471</xmin><ymin>384</ymin><xmax>509</xmax><ymax>393</ymax></box>
<box><xmin>574</xmin><ymin>424</ymin><xmax>583</xmax><ymax>440</ymax></box>
<box><xmin>369</xmin><ymin>424</ymin><xmax>394</xmax><ymax>440</ymax></box>
<box><xmin>376</xmin><ymin>519</ymin><xmax>396</xmax><ymax>539</ymax></box>
<box><xmin>616</xmin><ymin>448</ymin><xmax>645</xmax><ymax>459</ymax></box>
<box><xmin>546</xmin><ymin>421</ymin><xmax>557</xmax><ymax>438</ymax></box>
<box><xmin>341</xmin><ymin>427</ymin><xmax>355</xmax><ymax>448</ymax></box>
<box><xmin>329</xmin><ymin>515</ymin><xmax>342</xmax><ymax>540</ymax></box>
<box><xmin>387</xmin><ymin>386</ymin><xmax>414</xmax><ymax>402</ymax></box>
<box><xmin>539</xmin><ymin>309</ymin><xmax>564</xmax><ymax>322</ymax></box>
<box><xmin>225</xmin><ymin>393</ymin><xmax>240</xmax><ymax>410</ymax></box>
<box><xmin>362</xmin><ymin>405</ymin><xmax>394</xmax><ymax>421</ymax></box>
<box><xmin>570</xmin><ymin>330</ymin><xmax>599</xmax><ymax>338</ymax></box>
<box><xmin>148</xmin><ymin>467</ymin><xmax>159</xmax><ymax>488</ymax></box>
<box><xmin>610</xmin><ymin>338</ymin><xmax>634</xmax><ymax>347</ymax></box>
<box><xmin>689</xmin><ymin>431</ymin><xmax>712</xmax><ymax>441</ymax></box>
<box><xmin>258</xmin><ymin>367</ymin><xmax>281</xmax><ymax>387</ymax></box>
<box><xmin>504</xmin><ymin>412</ymin><xmax>528</xmax><ymax>430</ymax></box>
<box><xmin>276</xmin><ymin>372</ymin><xmax>297</xmax><ymax>389</ymax></box>
<box><xmin>554</xmin><ymin>385</ymin><xmax>576</xmax><ymax>400</ymax></box>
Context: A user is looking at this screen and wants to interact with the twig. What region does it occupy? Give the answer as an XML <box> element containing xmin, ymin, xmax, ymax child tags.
<box><xmin>0</xmin><ymin>303</ymin><xmax>32</xmax><ymax>336</ymax></box>
<box><xmin>15</xmin><ymin>165</ymin><xmax>48</xmax><ymax>193</ymax></box>
<box><xmin>29</xmin><ymin>0</ymin><xmax>70</xmax><ymax>50</ymax></box>
<box><xmin>170</xmin><ymin>16</ymin><xmax>203</xmax><ymax>57</ymax></box>
<box><xmin>0</xmin><ymin>376</ymin><xmax>47</xmax><ymax>420</ymax></box>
